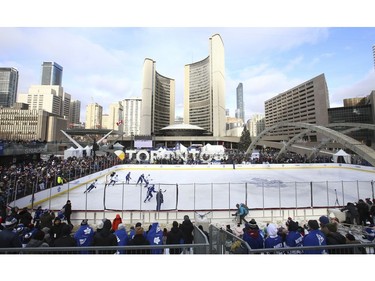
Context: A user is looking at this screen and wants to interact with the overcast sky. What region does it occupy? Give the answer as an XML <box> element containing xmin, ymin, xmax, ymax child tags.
<box><xmin>1</xmin><ymin>2</ymin><xmax>375</xmax><ymax>123</ymax></box>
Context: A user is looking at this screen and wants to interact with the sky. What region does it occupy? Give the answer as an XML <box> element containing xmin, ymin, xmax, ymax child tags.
<box><xmin>1</xmin><ymin>2</ymin><xmax>375</xmax><ymax>125</ymax></box>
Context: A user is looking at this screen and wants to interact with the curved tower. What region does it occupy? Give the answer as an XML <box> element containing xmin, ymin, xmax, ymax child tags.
<box><xmin>184</xmin><ymin>34</ymin><xmax>226</xmax><ymax>137</ymax></box>
<box><xmin>140</xmin><ymin>58</ymin><xmax>175</xmax><ymax>136</ymax></box>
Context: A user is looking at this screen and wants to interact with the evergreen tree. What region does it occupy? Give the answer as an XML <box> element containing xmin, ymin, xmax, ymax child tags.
<box><xmin>239</xmin><ymin>125</ymin><xmax>251</xmax><ymax>152</ymax></box>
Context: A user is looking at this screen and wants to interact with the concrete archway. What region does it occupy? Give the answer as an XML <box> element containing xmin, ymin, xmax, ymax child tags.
<box><xmin>246</xmin><ymin>122</ymin><xmax>375</xmax><ymax>166</ymax></box>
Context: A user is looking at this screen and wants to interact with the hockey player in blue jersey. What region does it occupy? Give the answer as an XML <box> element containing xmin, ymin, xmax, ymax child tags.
<box><xmin>125</xmin><ymin>172</ymin><xmax>131</xmax><ymax>184</ymax></box>
<box><xmin>136</xmin><ymin>174</ymin><xmax>145</xmax><ymax>185</ymax></box>
<box><xmin>144</xmin><ymin>184</ymin><xmax>157</xmax><ymax>203</ymax></box>
<box><xmin>84</xmin><ymin>180</ymin><xmax>97</xmax><ymax>193</ymax></box>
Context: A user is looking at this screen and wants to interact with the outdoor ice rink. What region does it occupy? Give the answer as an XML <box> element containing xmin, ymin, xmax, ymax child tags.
<box><xmin>24</xmin><ymin>163</ymin><xmax>375</xmax><ymax>213</ymax></box>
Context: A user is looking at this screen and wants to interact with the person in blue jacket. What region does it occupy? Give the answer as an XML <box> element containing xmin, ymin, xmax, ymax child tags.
<box><xmin>242</xmin><ymin>219</ymin><xmax>264</xmax><ymax>250</ymax></box>
<box><xmin>232</xmin><ymin>203</ymin><xmax>248</xmax><ymax>224</ymax></box>
<box><xmin>114</xmin><ymin>223</ymin><xmax>129</xmax><ymax>254</ymax></box>
<box><xmin>284</xmin><ymin>219</ymin><xmax>303</xmax><ymax>253</ymax></box>
<box><xmin>302</xmin><ymin>219</ymin><xmax>327</xmax><ymax>254</ymax></box>
<box><xmin>74</xmin><ymin>219</ymin><xmax>95</xmax><ymax>254</ymax></box>
<box><xmin>264</xmin><ymin>223</ymin><xmax>284</xmax><ymax>253</ymax></box>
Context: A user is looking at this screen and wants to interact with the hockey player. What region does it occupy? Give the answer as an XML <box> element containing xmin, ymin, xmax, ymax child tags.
<box><xmin>84</xmin><ymin>180</ymin><xmax>98</xmax><ymax>193</ymax></box>
<box><xmin>144</xmin><ymin>184</ymin><xmax>157</xmax><ymax>203</ymax></box>
<box><xmin>144</xmin><ymin>174</ymin><xmax>151</xmax><ymax>187</ymax></box>
<box><xmin>109</xmin><ymin>174</ymin><xmax>119</xmax><ymax>186</ymax></box>
<box><xmin>125</xmin><ymin>172</ymin><xmax>132</xmax><ymax>184</ymax></box>
<box><xmin>136</xmin><ymin>174</ymin><xmax>145</xmax><ymax>185</ymax></box>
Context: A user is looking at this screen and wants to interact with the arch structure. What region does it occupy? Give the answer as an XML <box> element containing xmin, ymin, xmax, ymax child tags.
<box><xmin>246</xmin><ymin>122</ymin><xmax>375</xmax><ymax>166</ymax></box>
<box><xmin>275</xmin><ymin>123</ymin><xmax>375</xmax><ymax>161</ymax></box>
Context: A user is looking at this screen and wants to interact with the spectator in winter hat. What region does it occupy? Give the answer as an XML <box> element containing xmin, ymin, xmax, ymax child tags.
<box><xmin>127</xmin><ymin>226</ymin><xmax>150</xmax><ymax>254</ymax></box>
<box><xmin>112</xmin><ymin>214</ymin><xmax>122</xmax><ymax>232</ymax></box>
<box><xmin>0</xmin><ymin>216</ymin><xmax>22</xmax><ymax>249</ymax></box>
<box><xmin>92</xmin><ymin>219</ymin><xmax>118</xmax><ymax>254</ymax></box>
<box><xmin>319</xmin><ymin>216</ymin><xmax>330</xmax><ymax>228</ymax></box>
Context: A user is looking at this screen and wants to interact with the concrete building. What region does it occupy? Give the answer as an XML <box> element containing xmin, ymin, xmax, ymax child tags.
<box><xmin>122</xmin><ymin>97</ymin><xmax>142</xmax><ymax>136</ymax></box>
<box><xmin>236</xmin><ymin>83</ymin><xmax>245</xmax><ymax>122</ymax></box>
<box><xmin>248</xmin><ymin>114</ymin><xmax>265</xmax><ymax>137</ymax></box>
<box><xmin>17</xmin><ymin>85</ymin><xmax>71</xmax><ymax>119</ymax></box>
<box><xmin>264</xmin><ymin>73</ymin><xmax>330</xmax><ymax>142</ymax></box>
<box><xmin>85</xmin><ymin>102</ymin><xmax>103</xmax><ymax>129</ymax></box>
<box><xmin>69</xmin><ymin>99</ymin><xmax>81</xmax><ymax>126</ymax></box>
<box><xmin>103</xmin><ymin>101</ymin><xmax>123</xmax><ymax>132</ymax></box>
<box><xmin>0</xmin><ymin>104</ymin><xmax>67</xmax><ymax>142</ymax></box>
<box><xmin>41</xmin><ymin>62</ymin><xmax>63</xmax><ymax>86</ymax></box>
<box><xmin>140</xmin><ymin>58</ymin><xmax>175</xmax><ymax>136</ymax></box>
<box><xmin>0</xmin><ymin>67</ymin><xmax>19</xmax><ymax>108</ymax></box>
<box><xmin>184</xmin><ymin>34</ymin><xmax>226</xmax><ymax>137</ymax></box>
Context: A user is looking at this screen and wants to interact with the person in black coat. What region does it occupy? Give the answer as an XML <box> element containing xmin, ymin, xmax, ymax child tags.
<box><xmin>179</xmin><ymin>215</ymin><xmax>194</xmax><ymax>250</ymax></box>
<box><xmin>52</xmin><ymin>224</ymin><xmax>76</xmax><ymax>253</ymax></box>
<box><xmin>166</xmin><ymin>221</ymin><xmax>183</xmax><ymax>254</ymax></box>
<box><xmin>18</xmin><ymin>207</ymin><xmax>32</xmax><ymax>227</ymax></box>
<box><xmin>49</xmin><ymin>217</ymin><xmax>66</xmax><ymax>246</ymax></box>
<box><xmin>127</xmin><ymin>226</ymin><xmax>151</xmax><ymax>254</ymax></box>
<box><xmin>92</xmin><ymin>219</ymin><xmax>118</xmax><ymax>254</ymax></box>
<box><xmin>63</xmin><ymin>200</ymin><xmax>72</xmax><ymax>226</ymax></box>
<box><xmin>321</xmin><ymin>222</ymin><xmax>347</xmax><ymax>254</ymax></box>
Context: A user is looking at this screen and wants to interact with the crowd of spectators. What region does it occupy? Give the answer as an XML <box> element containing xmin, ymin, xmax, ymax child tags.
<box><xmin>0</xmin><ymin>210</ymin><xmax>197</xmax><ymax>254</ymax></box>
<box><xmin>228</xmin><ymin>212</ymin><xmax>375</xmax><ymax>254</ymax></box>
<box><xmin>0</xmin><ymin>153</ymin><xmax>121</xmax><ymax>209</ymax></box>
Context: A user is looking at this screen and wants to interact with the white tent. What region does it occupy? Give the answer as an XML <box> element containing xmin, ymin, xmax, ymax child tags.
<box><xmin>333</xmin><ymin>149</ymin><xmax>351</xmax><ymax>164</ymax></box>
<box><xmin>113</xmin><ymin>142</ymin><xmax>124</xmax><ymax>149</ymax></box>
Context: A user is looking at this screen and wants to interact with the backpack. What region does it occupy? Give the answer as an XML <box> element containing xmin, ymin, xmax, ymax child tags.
<box><xmin>241</xmin><ymin>203</ymin><xmax>249</xmax><ymax>216</ymax></box>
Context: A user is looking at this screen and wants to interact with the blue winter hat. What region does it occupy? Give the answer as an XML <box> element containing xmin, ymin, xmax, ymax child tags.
<box><xmin>319</xmin><ymin>216</ymin><xmax>329</xmax><ymax>226</ymax></box>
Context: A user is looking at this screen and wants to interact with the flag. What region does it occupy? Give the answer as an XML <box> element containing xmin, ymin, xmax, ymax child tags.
<box><xmin>116</xmin><ymin>119</ymin><xmax>123</xmax><ymax>126</ymax></box>
<box><xmin>146</xmin><ymin>222</ymin><xmax>164</xmax><ymax>254</ymax></box>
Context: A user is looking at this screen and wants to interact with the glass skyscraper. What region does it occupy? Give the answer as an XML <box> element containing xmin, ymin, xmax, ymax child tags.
<box><xmin>41</xmin><ymin>62</ymin><xmax>63</xmax><ymax>86</ymax></box>
<box><xmin>0</xmin><ymin>67</ymin><xmax>19</xmax><ymax>107</ymax></box>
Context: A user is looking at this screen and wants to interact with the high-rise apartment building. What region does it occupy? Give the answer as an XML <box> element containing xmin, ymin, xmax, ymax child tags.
<box><xmin>140</xmin><ymin>58</ymin><xmax>175</xmax><ymax>136</ymax></box>
<box><xmin>41</xmin><ymin>62</ymin><xmax>63</xmax><ymax>86</ymax></box>
<box><xmin>85</xmin><ymin>102</ymin><xmax>103</xmax><ymax>129</ymax></box>
<box><xmin>264</xmin><ymin>73</ymin><xmax>330</xmax><ymax>142</ymax></box>
<box><xmin>122</xmin><ymin>97</ymin><xmax>142</xmax><ymax>136</ymax></box>
<box><xmin>184</xmin><ymin>34</ymin><xmax>226</xmax><ymax>137</ymax></box>
<box><xmin>236</xmin><ymin>83</ymin><xmax>245</xmax><ymax>122</ymax></box>
<box><xmin>0</xmin><ymin>67</ymin><xmax>19</xmax><ymax>107</ymax></box>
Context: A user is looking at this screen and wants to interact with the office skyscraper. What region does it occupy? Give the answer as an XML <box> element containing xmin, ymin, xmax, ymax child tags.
<box><xmin>41</xmin><ymin>62</ymin><xmax>63</xmax><ymax>86</ymax></box>
<box><xmin>236</xmin><ymin>83</ymin><xmax>245</xmax><ymax>122</ymax></box>
<box><xmin>0</xmin><ymin>67</ymin><xmax>19</xmax><ymax>107</ymax></box>
<box><xmin>184</xmin><ymin>34</ymin><xmax>226</xmax><ymax>137</ymax></box>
